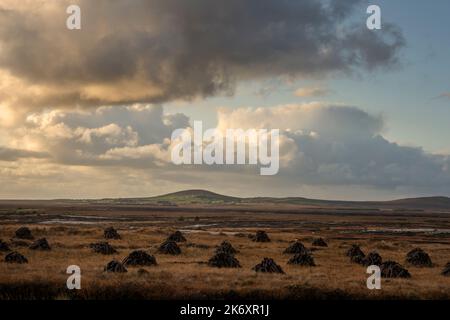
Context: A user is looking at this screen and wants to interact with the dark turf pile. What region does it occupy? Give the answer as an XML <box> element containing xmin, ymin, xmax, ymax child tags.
<box><xmin>215</xmin><ymin>241</ymin><xmax>238</xmax><ymax>255</ymax></box>
<box><xmin>208</xmin><ymin>252</ymin><xmax>241</xmax><ymax>268</ymax></box>
<box><xmin>104</xmin><ymin>260</ymin><xmax>127</xmax><ymax>273</ymax></box>
<box><xmin>442</xmin><ymin>262</ymin><xmax>450</xmax><ymax>276</ymax></box>
<box><xmin>104</xmin><ymin>227</ymin><xmax>121</xmax><ymax>240</ymax></box>
<box><xmin>253</xmin><ymin>258</ymin><xmax>284</xmax><ymax>274</ymax></box>
<box><xmin>253</xmin><ymin>231</ymin><xmax>271</xmax><ymax>243</ymax></box>
<box><xmin>122</xmin><ymin>250</ymin><xmax>157</xmax><ymax>267</ymax></box>
<box><xmin>29</xmin><ymin>238</ymin><xmax>51</xmax><ymax>251</ymax></box>
<box><xmin>406</xmin><ymin>248</ymin><xmax>433</xmax><ymax>267</ymax></box>
<box><xmin>167</xmin><ymin>231</ymin><xmax>187</xmax><ymax>243</ymax></box>
<box><xmin>380</xmin><ymin>260</ymin><xmax>411</xmax><ymax>278</ymax></box>
<box><xmin>283</xmin><ymin>241</ymin><xmax>308</xmax><ymax>254</ymax></box>
<box><xmin>4</xmin><ymin>251</ymin><xmax>28</xmax><ymax>264</ymax></box>
<box><xmin>0</xmin><ymin>239</ymin><xmax>10</xmax><ymax>252</ymax></box>
<box><xmin>362</xmin><ymin>251</ymin><xmax>382</xmax><ymax>266</ymax></box>
<box><xmin>158</xmin><ymin>240</ymin><xmax>182</xmax><ymax>255</ymax></box>
<box><xmin>15</xmin><ymin>227</ymin><xmax>33</xmax><ymax>240</ymax></box>
<box><xmin>288</xmin><ymin>252</ymin><xmax>316</xmax><ymax>266</ymax></box>
<box><xmin>346</xmin><ymin>245</ymin><xmax>365</xmax><ymax>264</ymax></box>
<box><xmin>90</xmin><ymin>242</ymin><xmax>118</xmax><ymax>255</ymax></box>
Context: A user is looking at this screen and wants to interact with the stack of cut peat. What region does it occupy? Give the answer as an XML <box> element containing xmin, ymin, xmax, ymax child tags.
<box><xmin>346</xmin><ymin>245</ymin><xmax>366</xmax><ymax>264</ymax></box>
<box><xmin>252</xmin><ymin>230</ymin><xmax>270</xmax><ymax>243</ymax></box>
<box><xmin>283</xmin><ymin>241</ymin><xmax>308</xmax><ymax>254</ymax></box>
<box><xmin>167</xmin><ymin>231</ymin><xmax>187</xmax><ymax>243</ymax></box>
<box><xmin>442</xmin><ymin>262</ymin><xmax>450</xmax><ymax>277</ymax></box>
<box><xmin>216</xmin><ymin>241</ymin><xmax>238</xmax><ymax>255</ymax></box>
<box><xmin>346</xmin><ymin>245</ymin><xmax>383</xmax><ymax>266</ymax></box>
<box><xmin>90</xmin><ymin>242</ymin><xmax>117</xmax><ymax>255</ymax></box>
<box><xmin>122</xmin><ymin>250</ymin><xmax>157</xmax><ymax>267</ymax></box>
<box><xmin>208</xmin><ymin>241</ymin><xmax>241</xmax><ymax>268</ymax></box>
<box><xmin>104</xmin><ymin>227</ymin><xmax>121</xmax><ymax>240</ymax></box>
<box><xmin>283</xmin><ymin>240</ymin><xmax>315</xmax><ymax>266</ymax></box>
<box><xmin>29</xmin><ymin>238</ymin><xmax>51</xmax><ymax>251</ymax></box>
<box><xmin>104</xmin><ymin>260</ymin><xmax>127</xmax><ymax>273</ymax></box>
<box><xmin>4</xmin><ymin>251</ymin><xmax>28</xmax><ymax>264</ymax></box>
<box><xmin>406</xmin><ymin>248</ymin><xmax>433</xmax><ymax>267</ymax></box>
<box><xmin>288</xmin><ymin>252</ymin><xmax>316</xmax><ymax>266</ymax></box>
<box><xmin>158</xmin><ymin>240</ymin><xmax>182</xmax><ymax>255</ymax></box>
<box><xmin>15</xmin><ymin>227</ymin><xmax>34</xmax><ymax>240</ymax></box>
<box><xmin>380</xmin><ymin>261</ymin><xmax>411</xmax><ymax>278</ymax></box>
<box><xmin>0</xmin><ymin>239</ymin><xmax>10</xmax><ymax>252</ymax></box>
<box><xmin>208</xmin><ymin>252</ymin><xmax>241</xmax><ymax>268</ymax></box>
<box><xmin>253</xmin><ymin>258</ymin><xmax>284</xmax><ymax>274</ymax></box>
<box><xmin>361</xmin><ymin>251</ymin><xmax>382</xmax><ymax>267</ymax></box>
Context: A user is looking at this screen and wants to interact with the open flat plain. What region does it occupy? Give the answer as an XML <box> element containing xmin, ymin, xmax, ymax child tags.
<box><xmin>0</xmin><ymin>192</ymin><xmax>449</xmax><ymax>300</ymax></box>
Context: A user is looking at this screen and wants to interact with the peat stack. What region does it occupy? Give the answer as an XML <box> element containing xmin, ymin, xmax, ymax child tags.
<box><xmin>346</xmin><ymin>244</ymin><xmax>365</xmax><ymax>257</ymax></box>
<box><xmin>380</xmin><ymin>261</ymin><xmax>411</xmax><ymax>278</ymax></box>
<box><xmin>312</xmin><ymin>238</ymin><xmax>328</xmax><ymax>247</ymax></box>
<box><xmin>288</xmin><ymin>252</ymin><xmax>316</xmax><ymax>266</ymax></box>
<box><xmin>215</xmin><ymin>241</ymin><xmax>238</xmax><ymax>255</ymax></box>
<box><xmin>253</xmin><ymin>231</ymin><xmax>270</xmax><ymax>243</ymax></box>
<box><xmin>0</xmin><ymin>239</ymin><xmax>10</xmax><ymax>252</ymax></box>
<box><xmin>283</xmin><ymin>241</ymin><xmax>308</xmax><ymax>254</ymax></box>
<box><xmin>122</xmin><ymin>250</ymin><xmax>157</xmax><ymax>267</ymax></box>
<box><xmin>104</xmin><ymin>260</ymin><xmax>127</xmax><ymax>273</ymax></box>
<box><xmin>167</xmin><ymin>231</ymin><xmax>187</xmax><ymax>243</ymax></box>
<box><xmin>253</xmin><ymin>258</ymin><xmax>284</xmax><ymax>274</ymax></box>
<box><xmin>346</xmin><ymin>245</ymin><xmax>365</xmax><ymax>264</ymax></box>
<box><xmin>362</xmin><ymin>251</ymin><xmax>382</xmax><ymax>267</ymax></box>
<box><xmin>15</xmin><ymin>227</ymin><xmax>33</xmax><ymax>240</ymax></box>
<box><xmin>442</xmin><ymin>262</ymin><xmax>450</xmax><ymax>276</ymax></box>
<box><xmin>208</xmin><ymin>252</ymin><xmax>241</xmax><ymax>268</ymax></box>
<box><xmin>104</xmin><ymin>227</ymin><xmax>121</xmax><ymax>240</ymax></box>
<box><xmin>4</xmin><ymin>251</ymin><xmax>28</xmax><ymax>264</ymax></box>
<box><xmin>90</xmin><ymin>242</ymin><xmax>117</xmax><ymax>255</ymax></box>
<box><xmin>29</xmin><ymin>238</ymin><xmax>51</xmax><ymax>251</ymax></box>
<box><xmin>158</xmin><ymin>241</ymin><xmax>182</xmax><ymax>255</ymax></box>
<box><xmin>406</xmin><ymin>248</ymin><xmax>433</xmax><ymax>267</ymax></box>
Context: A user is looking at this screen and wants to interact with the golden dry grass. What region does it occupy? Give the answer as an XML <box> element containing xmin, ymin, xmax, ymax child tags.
<box><xmin>0</xmin><ymin>222</ymin><xmax>449</xmax><ymax>300</ymax></box>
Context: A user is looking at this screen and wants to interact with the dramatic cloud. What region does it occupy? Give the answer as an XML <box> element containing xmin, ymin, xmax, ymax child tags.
<box><xmin>4</xmin><ymin>0</ymin><xmax>444</xmax><ymax>200</ymax></box>
<box><xmin>217</xmin><ymin>103</ymin><xmax>384</xmax><ymax>140</ymax></box>
<box><xmin>217</xmin><ymin>104</ymin><xmax>450</xmax><ymax>190</ymax></box>
<box><xmin>15</xmin><ymin>104</ymin><xmax>188</xmax><ymax>166</ymax></box>
<box><xmin>0</xmin><ymin>0</ymin><xmax>404</xmax><ymax>113</ymax></box>
<box><xmin>2</xmin><ymin>103</ymin><xmax>449</xmax><ymax>199</ymax></box>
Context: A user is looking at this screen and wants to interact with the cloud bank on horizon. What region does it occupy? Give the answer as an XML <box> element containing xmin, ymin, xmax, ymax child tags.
<box><xmin>0</xmin><ymin>0</ymin><xmax>448</xmax><ymax>200</ymax></box>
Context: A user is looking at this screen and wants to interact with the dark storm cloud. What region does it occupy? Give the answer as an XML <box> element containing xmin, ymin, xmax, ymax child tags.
<box><xmin>0</xmin><ymin>0</ymin><xmax>404</xmax><ymax>108</ymax></box>
<box><xmin>216</xmin><ymin>104</ymin><xmax>450</xmax><ymax>191</ymax></box>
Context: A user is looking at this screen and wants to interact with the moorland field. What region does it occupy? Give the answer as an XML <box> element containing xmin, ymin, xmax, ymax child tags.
<box><xmin>0</xmin><ymin>190</ymin><xmax>449</xmax><ymax>300</ymax></box>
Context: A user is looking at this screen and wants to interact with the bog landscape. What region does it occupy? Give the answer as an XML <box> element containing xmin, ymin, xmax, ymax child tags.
<box><xmin>1</xmin><ymin>1</ymin><xmax>450</xmax><ymax>302</ymax></box>
<box><xmin>0</xmin><ymin>190</ymin><xmax>449</xmax><ymax>300</ymax></box>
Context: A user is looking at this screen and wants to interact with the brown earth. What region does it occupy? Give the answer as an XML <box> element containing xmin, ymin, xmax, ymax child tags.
<box><xmin>0</xmin><ymin>201</ymin><xmax>449</xmax><ymax>300</ymax></box>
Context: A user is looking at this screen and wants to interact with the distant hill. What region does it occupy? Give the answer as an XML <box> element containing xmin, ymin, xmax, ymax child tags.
<box><xmin>152</xmin><ymin>189</ymin><xmax>239</xmax><ymax>204</ymax></box>
<box><xmin>387</xmin><ymin>196</ymin><xmax>450</xmax><ymax>210</ymax></box>
<box><xmin>102</xmin><ymin>189</ymin><xmax>450</xmax><ymax>210</ymax></box>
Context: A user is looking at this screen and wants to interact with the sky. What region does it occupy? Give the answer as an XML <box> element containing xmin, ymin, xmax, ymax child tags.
<box><xmin>0</xmin><ymin>0</ymin><xmax>449</xmax><ymax>200</ymax></box>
